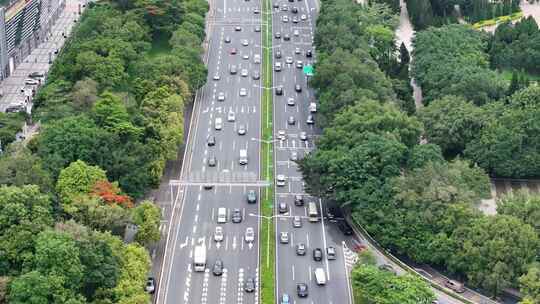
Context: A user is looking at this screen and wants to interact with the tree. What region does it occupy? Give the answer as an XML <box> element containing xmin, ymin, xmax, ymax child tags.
<box><xmin>56</xmin><ymin>160</ymin><xmax>107</xmax><ymax>207</ymax></box>
<box><xmin>351</xmin><ymin>264</ymin><xmax>435</xmax><ymax>303</ymax></box>
<box><xmin>497</xmin><ymin>190</ymin><xmax>540</xmax><ymax>236</ymax></box>
<box><xmin>419</xmin><ymin>95</ymin><xmax>485</xmax><ymax>156</ymax></box>
<box><xmin>91</xmin><ymin>92</ymin><xmax>142</xmax><ymax>140</ymax></box>
<box><xmin>132</xmin><ymin>201</ymin><xmax>161</xmax><ymax>246</ymax></box>
<box><xmin>0</xmin><ymin>185</ymin><xmax>53</xmax><ymax>275</ymax></box>
<box><xmin>406</xmin><ymin>143</ymin><xmax>444</xmax><ymax>170</ymax></box>
<box><xmin>71</xmin><ymin>78</ymin><xmax>98</xmax><ymax>110</ymax></box>
<box><xmin>519</xmin><ymin>264</ymin><xmax>540</xmax><ymax>304</ymax></box>
<box><xmin>113</xmin><ymin>244</ymin><xmax>151</xmax><ymax>303</ymax></box>
<box><xmin>0</xmin><ymin>146</ymin><xmax>53</xmax><ymax>193</ymax></box>
<box><xmin>32</xmin><ymin>230</ymin><xmax>84</xmax><ymax>290</ymax></box>
<box><xmin>8</xmin><ymin>271</ymin><xmax>54</xmax><ymax>304</ymax></box>
<box><xmin>399</xmin><ymin>42</ymin><xmax>410</xmax><ymax>66</ymax></box>
<box><xmin>450</xmin><ymin>215</ymin><xmax>539</xmax><ymax>296</ymax></box>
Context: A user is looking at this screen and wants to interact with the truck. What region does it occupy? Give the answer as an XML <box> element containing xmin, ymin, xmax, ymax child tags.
<box><xmin>309</xmin><ymin>102</ymin><xmax>317</xmax><ymax>113</ymax></box>
<box><xmin>193</xmin><ymin>244</ymin><xmax>207</xmax><ymax>272</ymax></box>
<box><xmin>314</xmin><ymin>268</ymin><xmax>326</xmax><ymax>285</ymax></box>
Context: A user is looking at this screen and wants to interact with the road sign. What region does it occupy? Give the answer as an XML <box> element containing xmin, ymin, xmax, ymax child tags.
<box><xmin>303</xmin><ymin>64</ymin><xmax>314</xmax><ymax>76</ymax></box>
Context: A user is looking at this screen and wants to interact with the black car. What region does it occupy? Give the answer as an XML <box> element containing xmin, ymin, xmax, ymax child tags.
<box><xmin>213</xmin><ymin>259</ymin><xmax>224</xmax><ymax>276</ymax></box>
<box><xmin>275</xmin><ymin>32</ymin><xmax>281</xmax><ymax>39</ymax></box>
<box><xmin>283</xmin><ymin>34</ymin><xmax>290</xmax><ymax>41</ymax></box>
<box><xmin>296</xmin><ymin>283</ymin><xmax>308</xmax><ymax>297</ymax></box>
<box><xmin>208</xmin><ymin>155</ymin><xmax>217</xmax><ymax>167</ymax></box>
<box><xmin>145</xmin><ymin>277</ymin><xmax>156</xmax><ymax>294</ymax></box>
<box><xmin>295</xmin><ymin>84</ymin><xmax>302</xmax><ymax>92</ymax></box>
<box><xmin>207</xmin><ymin>135</ymin><xmax>216</xmax><ymax>146</ymax></box>
<box><xmin>287</xmin><ymin>116</ymin><xmax>296</xmax><ymax>125</ymax></box>
<box><xmin>294</xmin><ymin>194</ymin><xmax>304</xmax><ymax>206</ymax></box>
<box><xmin>337</xmin><ymin>220</ymin><xmax>353</xmax><ymax>235</ymax></box>
<box><xmin>244</xmin><ymin>277</ymin><xmax>256</xmax><ymax>293</ymax></box>
<box><xmin>306</xmin><ymin>49</ymin><xmax>312</xmax><ymax>57</ymax></box>
<box><xmin>232</xmin><ymin>208</ymin><xmax>243</xmax><ymax>223</ymax></box>
<box><xmin>313</xmin><ymin>248</ymin><xmax>323</xmax><ymax>261</ymax></box>
<box><xmin>275</xmin><ymin>86</ymin><xmax>283</xmax><ymax>95</ymax></box>
<box><xmin>247</xmin><ymin>190</ymin><xmax>257</xmax><ymax>204</ymax></box>
<box><xmin>275</xmin><ymin>49</ymin><xmax>282</xmax><ymax>58</ymax></box>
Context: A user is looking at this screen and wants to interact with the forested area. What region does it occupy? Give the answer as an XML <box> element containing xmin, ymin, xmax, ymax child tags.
<box><xmin>303</xmin><ymin>0</ymin><xmax>540</xmax><ymax>299</ymax></box>
<box><xmin>406</xmin><ymin>0</ymin><xmax>520</xmax><ymax>29</ymax></box>
<box><xmin>0</xmin><ymin>0</ymin><xmax>208</xmax><ymax>302</ymax></box>
<box><xmin>352</xmin><ymin>254</ymin><xmax>435</xmax><ymax>303</ymax></box>
<box><xmin>489</xmin><ymin>16</ymin><xmax>540</xmax><ymax>74</ymax></box>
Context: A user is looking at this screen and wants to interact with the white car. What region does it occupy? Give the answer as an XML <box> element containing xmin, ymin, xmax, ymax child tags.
<box><xmin>241</xmin><ymin>69</ymin><xmax>248</xmax><ymax>77</ymax></box>
<box><xmin>228</xmin><ymin>111</ymin><xmax>236</xmax><ymax>122</ymax></box>
<box><xmin>242</xmin><ymin>53</ymin><xmax>250</xmax><ymax>60</ymax></box>
<box><xmin>280</xmin><ymin>232</ymin><xmax>289</xmax><ymax>243</ymax></box>
<box><xmin>295</xmin><ymin>47</ymin><xmax>301</xmax><ymax>54</ymax></box>
<box><xmin>276</xmin><ymin>174</ymin><xmax>286</xmax><ymax>187</ymax></box>
<box><xmin>240</xmin><ymin>88</ymin><xmax>247</xmax><ymax>96</ymax></box>
<box><xmin>214</xmin><ymin>226</ymin><xmax>224</xmax><ymax>242</ymax></box>
<box><xmin>301</xmin><ymin>14</ymin><xmax>307</xmax><ymax>20</ymax></box>
<box><xmin>282</xmin><ymin>15</ymin><xmax>289</xmax><ymax>22</ymax></box>
<box><xmin>213</xmin><ymin>74</ymin><xmax>220</xmax><ymax>80</ymax></box>
<box><xmin>215</xmin><ymin>117</ymin><xmax>223</xmax><ymax>130</ymax></box>
<box><xmin>293</xmin><ymin>29</ymin><xmax>299</xmax><ymax>36</ymax></box>
<box><xmin>286</xmin><ymin>57</ymin><xmax>293</xmax><ymax>64</ymax></box>
<box><xmin>245</xmin><ymin>227</ymin><xmax>255</xmax><ymax>242</ymax></box>
<box><xmin>217</xmin><ymin>92</ymin><xmax>225</xmax><ymax>101</ymax></box>
<box><xmin>242</xmin><ymin>39</ymin><xmax>249</xmax><ymax>46</ymax></box>
<box><xmin>254</xmin><ymin>54</ymin><xmax>261</xmax><ymax>64</ymax></box>
<box><xmin>278</xmin><ymin>130</ymin><xmax>287</xmax><ymax>141</ymax></box>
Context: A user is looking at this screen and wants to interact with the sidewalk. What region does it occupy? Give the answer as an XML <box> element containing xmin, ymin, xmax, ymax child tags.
<box><xmin>0</xmin><ymin>0</ymin><xmax>86</xmax><ymax>113</ymax></box>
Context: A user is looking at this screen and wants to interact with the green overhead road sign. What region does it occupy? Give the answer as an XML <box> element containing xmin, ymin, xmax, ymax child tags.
<box><xmin>303</xmin><ymin>64</ymin><xmax>314</xmax><ymax>76</ymax></box>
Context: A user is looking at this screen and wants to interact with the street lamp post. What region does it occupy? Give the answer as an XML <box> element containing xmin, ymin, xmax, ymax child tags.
<box><xmin>248</xmin><ymin>213</ymin><xmax>292</xmax><ymax>267</ymax></box>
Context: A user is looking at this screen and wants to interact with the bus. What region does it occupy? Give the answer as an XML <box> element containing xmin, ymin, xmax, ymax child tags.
<box><xmin>308</xmin><ymin>202</ymin><xmax>319</xmax><ymax>222</ymax></box>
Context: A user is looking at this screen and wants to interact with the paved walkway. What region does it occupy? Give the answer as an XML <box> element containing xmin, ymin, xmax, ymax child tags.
<box><xmin>0</xmin><ymin>0</ymin><xmax>86</xmax><ymax>113</ymax></box>
<box><xmin>394</xmin><ymin>0</ymin><xmax>423</xmax><ymax>109</ymax></box>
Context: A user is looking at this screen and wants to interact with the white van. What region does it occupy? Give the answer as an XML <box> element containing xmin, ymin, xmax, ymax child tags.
<box><xmin>314</xmin><ymin>268</ymin><xmax>326</xmax><ymax>285</ymax></box>
<box><xmin>239</xmin><ymin>149</ymin><xmax>248</xmax><ymax>165</ymax></box>
<box><xmin>217</xmin><ymin>207</ymin><xmax>227</xmax><ymax>223</ymax></box>
<box><xmin>215</xmin><ymin>117</ymin><xmax>223</xmax><ymax>130</ymax></box>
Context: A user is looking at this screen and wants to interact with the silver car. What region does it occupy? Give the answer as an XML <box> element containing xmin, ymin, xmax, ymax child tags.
<box><xmin>293</xmin><ymin>216</ymin><xmax>302</xmax><ymax>228</ymax></box>
<box><xmin>280</xmin><ymin>232</ymin><xmax>289</xmax><ymax>243</ymax></box>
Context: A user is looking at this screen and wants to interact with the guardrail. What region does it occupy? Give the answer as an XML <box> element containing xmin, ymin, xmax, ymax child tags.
<box><xmin>346</xmin><ymin>215</ymin><xmax>500</xmax><ymax>304</ymax></box>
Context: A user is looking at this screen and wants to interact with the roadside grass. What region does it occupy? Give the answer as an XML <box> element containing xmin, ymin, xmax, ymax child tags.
<box><xmin>259</xmin><ymin>0</ymin><xmax>275</xmax><ymax>301</ymax></box>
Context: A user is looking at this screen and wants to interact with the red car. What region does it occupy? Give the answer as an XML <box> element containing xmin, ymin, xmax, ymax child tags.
<box><xmin>230</xmin><ymin>48</ymin><xmax>237</xmax><ymax>55</ymax></box>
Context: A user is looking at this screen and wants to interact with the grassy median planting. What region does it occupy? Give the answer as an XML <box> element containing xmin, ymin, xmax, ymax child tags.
<box><xmin>259</xmin><ymin>0</ymin><xmax>275</xmax><ymax>302</ymax></box>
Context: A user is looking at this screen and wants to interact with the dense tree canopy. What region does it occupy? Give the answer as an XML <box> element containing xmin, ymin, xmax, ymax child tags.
<box><xmin>412</xmin><ymin>24</ymin><xmax>507</xmax><ymax>105</ymax></box>
<box><xmin>352</xmin><ymin>264</ymin><xmax>435</xmax><ymax>304</ymax></box>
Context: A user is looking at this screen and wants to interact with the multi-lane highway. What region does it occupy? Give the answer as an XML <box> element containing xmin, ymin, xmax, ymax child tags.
<box><xmin>270</xmin><ymin>0</ymin><xmax>355</xmax><ymax>303</ymax></box>
<box><xmin>156</xmin><ymin>0</ymin><xmax>265</xmax><ymax>303</ymax></box>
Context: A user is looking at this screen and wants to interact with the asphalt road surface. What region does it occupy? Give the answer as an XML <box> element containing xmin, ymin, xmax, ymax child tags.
<box><xmin>156</xmin><ymin>0</ymin><xmax>264</xmax><ymax>303</ymax></box>
<box><xmin>270</xmin><ymin>0</ymin><xmax>355</xmax><ymax>303</ymax></box>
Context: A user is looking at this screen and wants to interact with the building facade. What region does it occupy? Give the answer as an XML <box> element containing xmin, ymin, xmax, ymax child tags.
<box><xmin>0</xmin><ymin>0</ymin><xmax>65</xmax><ymax>80</ymax></box>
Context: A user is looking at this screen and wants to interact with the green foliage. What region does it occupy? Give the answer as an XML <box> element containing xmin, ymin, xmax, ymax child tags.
<box><xmin>352</xmin><ymin>264</ymin><xmax>435</xmax><ymax>303</ymax></box>
<box><xmin>406</xmin><ymin>143</ymin><xmax>444</xmax><ymax>170</ymax></box>
<box><xmin>519</xmin><ymin>264</ymin><xmax>540</xmax><ymax>304</ymax></box>
<box><xmin>450</xmin><ymin>215</ymin><xmax>539</xmax><ymax>296</ymax></box>
<box><xmin>0</xmin><ymin>185</ymin><xmax>54</xmax><ymax>275</ymax></box>
<box><xmin>489</xmin><ymin>17</ymin><xmax>540</xmax><ymax>75</ymax></box>
<box><xmin>464</xmin><ymin>86</ymin><xmax>540</xmax><ymax>178</ymax></box>
<box><xmin>412</xmin><ymin>24</ymin><xmax>507</xmax><ymax>105</ymax></box>
<box><xmin>419</xmin><ymin>95</ymin><xmax>485</xmax><ymax>156</ymax></box>
<box><xmin>0</xmin><ymin>112</ymin><xmax>25</xmax><ymax>150</ymax></box>
<box><xmin>0</xmin><ymin>146</ymin><xmax>53</xmax><ymax>193</ymax></box>
<box><xmin>113</xmin><ymin>243</ymin><xmax>151</xmax><ymax>304</ymax></box>
<box><xmin>132</xmin><ymin>201</ymin><xmax>161</xmax><ymax>246</ymax></box>
<box><xmin>56</xmin><ymin>160</ymin><xmax>107</xmax><ymax>207</ymax></box>
<box><xmin>497</xmin><ymin>190</ymin><xmax>540</xmax><ymax>236</ymax></box>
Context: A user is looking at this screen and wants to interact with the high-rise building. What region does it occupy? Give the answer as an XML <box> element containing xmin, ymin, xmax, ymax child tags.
<box><xmin>0</xmin><ymin>0</ymin><xmax>65</xmax><ymax>80</ymax></box>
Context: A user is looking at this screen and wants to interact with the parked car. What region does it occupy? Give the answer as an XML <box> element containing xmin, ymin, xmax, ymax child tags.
<box><xmin>445</xmin><ymin>280</ymin><xmax>465</xmax><ymax>293</ymax></box>
<box><xmin>145</xmin><ymin>277</ymin><xmax>156</xmax><ymax>294</ymax></box>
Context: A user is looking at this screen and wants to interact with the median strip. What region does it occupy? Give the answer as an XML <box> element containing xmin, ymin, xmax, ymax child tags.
<box><xmin>259</xmin><ymin>0</ymin><xmax>275</xmax><ymax>302</ymax></box>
